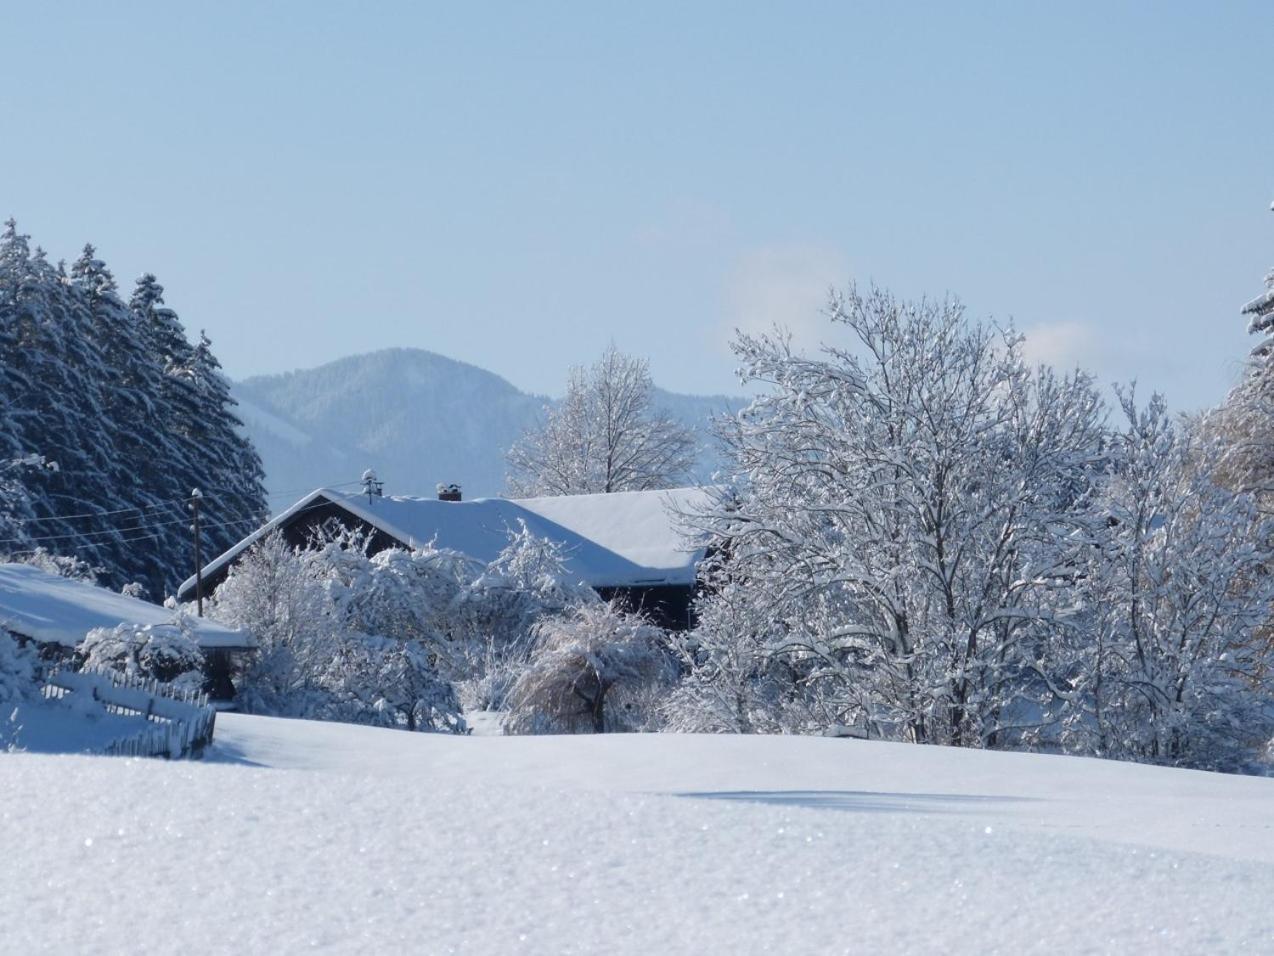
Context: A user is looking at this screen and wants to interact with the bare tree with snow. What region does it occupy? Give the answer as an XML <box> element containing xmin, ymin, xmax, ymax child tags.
<box><xmin>506</xmin><ymin>346</ymin><xmax>696</xmax><ymax>496</ymax></box>
<box><xmin>212</xmin><ymin>532</ymin><xmax>348</xmax><ymax>718</ymax></box>
<box><xmin>1066</xmin><ymin>391</ymin><xmax>1274</xmax><ymax>771</ymax></box>
<box><xmin>504</xmin><ymin>601</ymin><xmax>673</xmax><ymax>734</ymax></box>
<box><xmin>680</xmin><ymin>285</ymin><xmax>1107</xmax><ymax>747</ymax></box>
<box><xmin>455</xmin><ymin>521</ymin><xmax>598</xmax><ymax>713</ymax></box>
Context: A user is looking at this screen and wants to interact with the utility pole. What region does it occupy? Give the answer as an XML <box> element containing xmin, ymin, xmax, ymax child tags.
<box><xmin>189</xmin><ymin>488</ymin><xmax>204</xmax><ymax>617</ymax></box>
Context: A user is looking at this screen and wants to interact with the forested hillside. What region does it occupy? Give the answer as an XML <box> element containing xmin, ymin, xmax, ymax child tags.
<box><xmin>0</xmin><ymin>221</ymin><xmax>266</xmax><ymax>598</ymax></box>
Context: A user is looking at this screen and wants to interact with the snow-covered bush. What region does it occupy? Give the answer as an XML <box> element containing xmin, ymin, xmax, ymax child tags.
<box><xmin>469</xmin><ymin>521</ymin><xmax>598</xmax><ymax>632</ymax></box>
<box><xmin>76</xmin><ymin>622</ymin><xmax>206</xmax><ymax>692</ymax></box>
<box><xmin>212</xmin><ymin>533</ymin><xmax>339</xmax><ymax>717</ymax></box>
<box><xmin>330</xmin><ymin>633</ymin><xmax>465</xmax><ymax>734</ymax></box>
<box><xmin>456</xmin><ymin>522</ymin><xmax>597</xmax><ymax>712</ymax></box>
<box><xmin>661</xmin><ymin>575</ymin><xmax>815</xmax><ymax>735</ymax></box>
<box><xmin>504</xmin><ymin>602</ymin><xmax>674</xmax><ymax>734</ymax></box>
<box><xmin>310</xmin><ymin>528</ymin><xmax>476</xmax><ymax>659</ymax></box>
<box><xmin>9</xmin><ymin>548</ymin><xmax>101</xmax><ymax>584</ymax></box>
<box><xmin>212</xmin><ymin>532</ymin><xmax>466</xmax><ymax>733</ymax></box>
<box><xmin>0</xmin><ymin>631</ymin><xmax>38</xmax><ymax>709</ymax></box>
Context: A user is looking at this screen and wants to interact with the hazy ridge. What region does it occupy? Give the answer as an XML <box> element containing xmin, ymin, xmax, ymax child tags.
<box><xmin>233</xmin><ymin>347</ymin><xmax>743</xmax><ymax>503</ymax></box>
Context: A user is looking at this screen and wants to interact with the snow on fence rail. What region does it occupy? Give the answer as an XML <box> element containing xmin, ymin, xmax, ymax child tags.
<box><xmin>43</xmin><ymin>668</ymin><xmax>217</xmax><ymax>759</ymax></box>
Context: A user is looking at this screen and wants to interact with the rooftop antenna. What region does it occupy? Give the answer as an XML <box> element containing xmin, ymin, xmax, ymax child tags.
<box><xmin>361</xmin><ymin>468</ymin><xmax>383</xmax><ymax>504</ymax></box>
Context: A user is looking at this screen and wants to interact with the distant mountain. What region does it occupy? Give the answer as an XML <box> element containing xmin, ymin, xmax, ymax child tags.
<box><xmin>232</xmin><ymin>348</ymin><xmax>743</xmax><ymax>504</ymax></box>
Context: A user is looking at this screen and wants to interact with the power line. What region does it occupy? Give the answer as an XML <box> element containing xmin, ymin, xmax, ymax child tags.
<box><xmin>2</xmin><ymin>497</ymin><xmax>184</xmax><ymax>527</ymax></box>
<box><xmin>0</xmin><ymin>512</ymin><xmax>193</xmax><ymax>547</ymax></box>
<box><xmin>3</xmin><ymin>497</ymin><xmax>343</xmax><ymax>558</ymax></box>
<box><xmin>1</xmin><ymin>477</ymin><xmax>365</xmax><ymax>539</ymax></box>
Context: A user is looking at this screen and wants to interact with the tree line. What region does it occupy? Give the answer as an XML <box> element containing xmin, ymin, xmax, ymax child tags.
<box><xmin>5</xmin><ymin>213</ymin><xmax>1274</xmax><ymax>774</ymax></box>
<box><xmin>668</xmin><ymin>285</ymin><xmax>1274</xmax><ymax>772</ymax></box>
<box><xmin>495</xmin><ymin>262</ymin><xmax>1274</xmax><ymax>773</ymax></box>
<box><xmin>0</xmin><ymin>221</ymin><xmax>267</xmax><ymax>598</ymax></box>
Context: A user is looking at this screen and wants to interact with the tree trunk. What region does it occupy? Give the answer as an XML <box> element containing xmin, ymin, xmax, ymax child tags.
<box><xmin>591</xmin><ymin>688</ymin><xmax>607</xmax><ymax>733</ymax></box>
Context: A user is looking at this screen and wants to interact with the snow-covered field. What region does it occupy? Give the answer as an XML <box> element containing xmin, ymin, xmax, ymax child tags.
<box><xmin>3</xmin><ymin>717</ymin><xmax>1272</xmax><ymax>954</ymax></box>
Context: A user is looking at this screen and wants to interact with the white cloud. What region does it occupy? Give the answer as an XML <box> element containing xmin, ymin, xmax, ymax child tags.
<box><xmin>1019</xmin><ymin>320</ymin><xmax>1100</xmax><ymax>371</ymax></box>
<box><xmin>721</xmin><ymin>244</ymin><xmax>849</xmax><ymax>354</ymax></box>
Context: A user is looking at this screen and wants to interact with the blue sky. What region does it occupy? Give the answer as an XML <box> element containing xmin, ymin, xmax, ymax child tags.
<box><xmin>3</xmin><ymin>1</ymin><xmax>1271</xmax><ymax>407</ymax></box>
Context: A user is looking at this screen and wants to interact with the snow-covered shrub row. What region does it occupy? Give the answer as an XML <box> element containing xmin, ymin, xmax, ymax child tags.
<box><xmin>207</xmin><ymin>524</ymin><xmax>639</xmax><ymax>734</ymax></box>
<box><xmin>208</xmin><ymin>532</ymin><xmax>458</xmax><ymax>732</ymax></box>
<box><xmin>0</xmin><ymin>632</ymin><xmax>37</xmax><ymax>709</ymax></box>
<box><xmin>9</xmin><ymin>548</ymin><xmax>102</xmax><ymax>584</ymax></box>
<box><xmin>672</xmin><ymin>285</ymin><xmax>1274</xmax><ymax>772</ymax></box>
<box><xmin>76</xmin><ymin>622</ymin><xmax>206</xmax><ymax>694</ymax></box>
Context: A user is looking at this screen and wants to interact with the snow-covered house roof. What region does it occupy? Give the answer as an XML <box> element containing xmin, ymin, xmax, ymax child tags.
<box><xmin>180</xmin><ymin>486</ymin><xmax>712</xmax><ymax>598</ymax></box>
<box><xmin>0</xmin><ymin>564</ymin><xmax>253</xmax><ymax>650</ymax></box>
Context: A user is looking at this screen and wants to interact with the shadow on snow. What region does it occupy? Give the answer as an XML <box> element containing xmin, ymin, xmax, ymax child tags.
<box><xmin>676</xmin><ymin>790</ymin><xmax>1037</xmax><ymax>814</ymax></box>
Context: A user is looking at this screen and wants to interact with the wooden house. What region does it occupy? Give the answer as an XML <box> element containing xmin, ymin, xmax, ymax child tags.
<box><xmin>177</xmin><ymin>486</ymin><xmax>711</xmax><ymax>630</ymax></box>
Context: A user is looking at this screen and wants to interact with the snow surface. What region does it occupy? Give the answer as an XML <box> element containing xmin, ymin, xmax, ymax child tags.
<box><xmin>182</xmin><ymin>486</ymin><xmax>711</xmax><ymax>596</ymax></box>
<box><xmin>0</xmin><ymin>563</ymin><xmax>251</xmax><ymax>649</ymax></box>
<box><xmin>2</xmin><ymin>715</ymin><xmax>1272</xmax><ymax>953</ymax></box>
<box><xmin>0</xmin><ymin>698</ymin><xmax>144</xmax><ymax>754</ymax></box>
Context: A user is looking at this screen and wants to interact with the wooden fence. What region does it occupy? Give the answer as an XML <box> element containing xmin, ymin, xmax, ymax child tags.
<box><xmin>44</xmin><ymin>668</ymin><xmax>217</xmax><ymax>759</ymax></box>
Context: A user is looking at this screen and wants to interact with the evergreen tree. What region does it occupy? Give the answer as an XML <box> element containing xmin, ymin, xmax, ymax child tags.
<box><xmin>0</xmin><ymin>224</ymin><xmax>267</xmax><ymax>597</ymax></box>
<box><xmin>183</xmin><ymin>329</ymin><xmax>267</xmax><ymax>566</ymax></box>
<box><xmin>0</xmin><ymin>228</ymin><xmax>119</xmax><ymax>572</ymax></box>
<box><xmin>129</xmin><ymin>274</ymin><xmax>266</xmax><ymax>592</ymax></box>
<box><xmin>1212</xmin><ymin>205</ymin><xmax>1274</xmax><ymax>507</ymax></box>
<box><xmin>0</xmin><ymin>221</ymin><xmax>34</xmax><ymax>457</ymax></box>
<box><xmin>70</xmin><ymin>247</ymin><xmax>185</xmax><ymax>596</ymax></box>
<box><xmin>0</xmin><ymin>221</ymin><xmax>39</xmax><ymax>542</ymax></box>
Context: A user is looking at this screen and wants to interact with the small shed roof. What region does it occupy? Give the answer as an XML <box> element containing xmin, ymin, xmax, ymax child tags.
<box><xmin>0</xmin><ymin>564</ymin><xmax>253</xmax><ymax>650</ymax></box>
<box><xmin>181</xmin><ymin>486</ymin><xmax>712</xmax><ymax>597</ymax></box>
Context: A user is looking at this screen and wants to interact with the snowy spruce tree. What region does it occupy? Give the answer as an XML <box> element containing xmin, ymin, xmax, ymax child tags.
<box><xmin>68</xmin><ymin>246</ymin><xmax>189</xmax><ymax>595</ymax></box>
<box><xmin>0</xmin><ymin>224</ymin><xmax>122</xmax><ymax>574</ymax></box>
<box><xmin>0</xmin><ymin>223</ymin><xmax>266</xmax><ymax>597</ymax></box>
<box><xmin>183</xmin><ymin>330</ymin><xmax>268</xmax><ymax>565</ymax></box>
<box><xmin>1211</xmin><ymin>208</ymin><xmax>1274</xmax><ymax>511</ymax></box>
